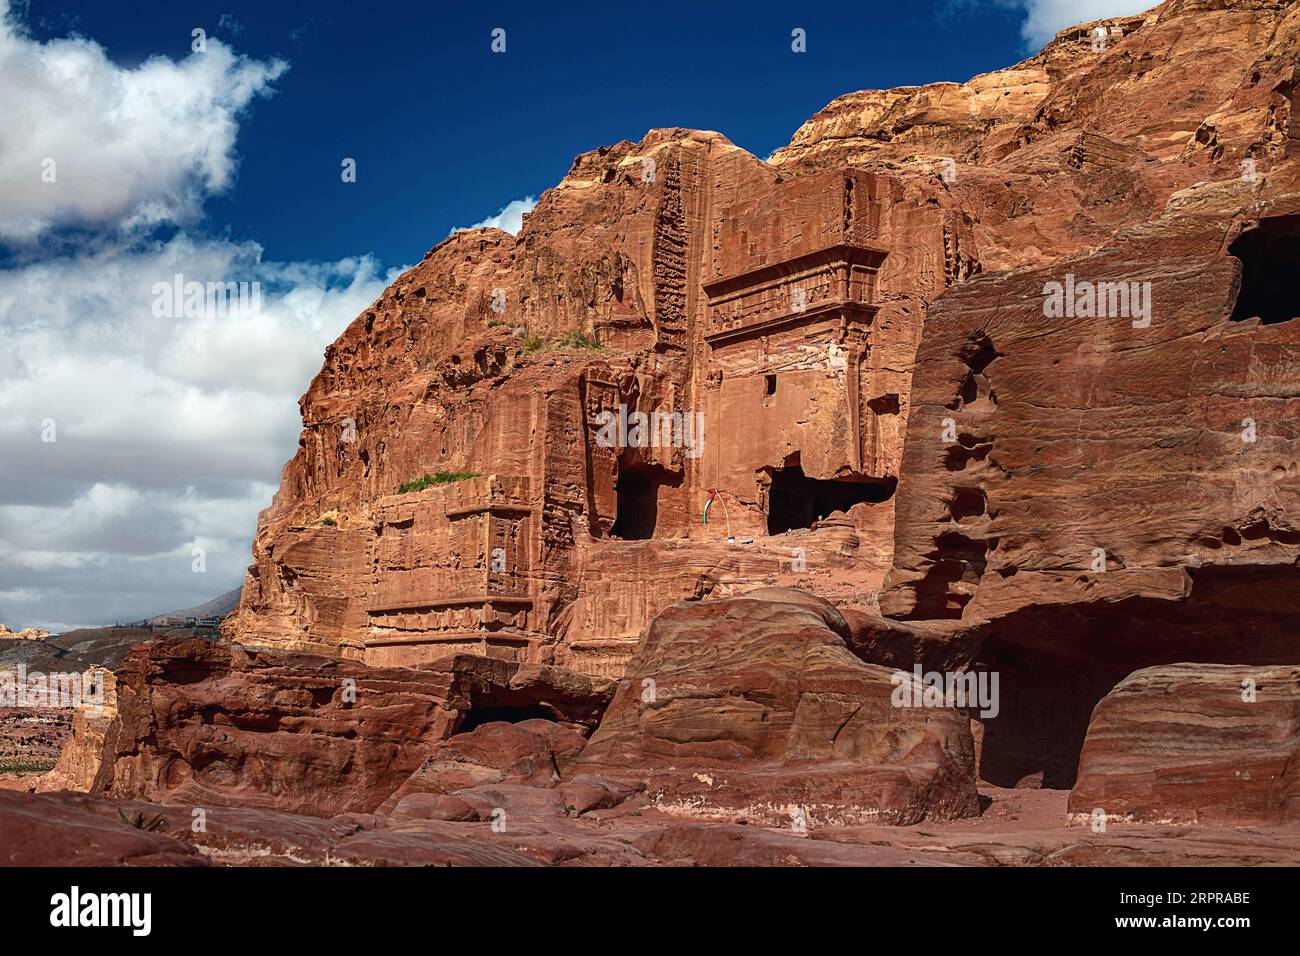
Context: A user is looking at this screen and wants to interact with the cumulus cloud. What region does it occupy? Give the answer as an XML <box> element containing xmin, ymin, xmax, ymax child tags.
<box><xmin>450</xmin><ymin>195</ymin><xmax>538</xmax><ymax>236</ymax></box>
<box><xmin>0</xmin><ymin>236</ymin><xmax>393</xmax><ymax>484</ymax></box>
<box><xmin>0</xmin><ymin>238</ymin><xmax>396</xmax><ymax>629</ymax></box>
<box><xmin>0</xmin><ymin>3</ymin><xmax>401</xmax><ymax>630</ymax></box>
<box><xmin>0</xmin><ymin>0</ymin><xmax>286</xmax><ymax>242</ymax></box>
<box><xmin>1013</xmin><ymin>0</ymin><xmax>1155</xmax><ymax>48</ymax></box>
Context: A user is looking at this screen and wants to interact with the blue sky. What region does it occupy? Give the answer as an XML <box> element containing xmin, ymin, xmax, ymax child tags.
<box><xmin>17</xmin><ymin>0</ymin><xmax>1049</xmax><ymax>266</ymax></box>
<box><xmin>0</xmin><ymin>0</ymin><xmax>1153</xmax><ymax>629</ymax></box>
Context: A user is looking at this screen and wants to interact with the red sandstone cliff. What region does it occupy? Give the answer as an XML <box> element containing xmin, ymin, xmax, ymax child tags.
<box><xmin>215</xmin><ymin>0</ymin><xmax>1300</xmax><ymax>809</ymax></box>
<box><xmin>6</xmin><ymin>0</ymin><xmax>1300</xmax><ymax>872</ymax></box>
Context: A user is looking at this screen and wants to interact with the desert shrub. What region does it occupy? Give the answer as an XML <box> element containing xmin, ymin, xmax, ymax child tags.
<box><xmin>554</xmin><ymin>330</ymin><xmax>604</xmax><ymax>350</ymax></box>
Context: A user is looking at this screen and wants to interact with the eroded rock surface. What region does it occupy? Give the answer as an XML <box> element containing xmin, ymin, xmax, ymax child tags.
<box><xmin>35</xmin><ymin>668</ymin><xmax>115</xmax><ymax>794</ymax></box>
<box><xmin>219</xmin><ymin>6</ymin><xmax>1300</xmax><ymax>784</ymax></box>
<box><xmin>1069</xmin><ymin>664</ymin><xmax>1300</xmax><ymax>825</ymax></box>
<box><xmin>573</xmin><ymin>589</ymin><xmax>979</xmax><ymax>825</ymax></box>
<box><xmin>6</xmin><ymin>783</ymin><xmax>1297</xmax><ymax>867</ymax></box>
<box><xmin>0</xmin><ymin>625</ymin><xmax>52</xmax><ymax>641</ymax></box>
<box><xmin>15</xmin><ymin>595</ymin><xmax>1300</xmax><ymax>866</ymax></box>
<box><xmin>377</xmin><ymin>718</ymin><xmax>589</xmax><ymax>813</ymax></box>
<box><xmin>15</xmin><ymin>0</ymin><xmax>1300</xmax><ymax>863</ymax></box>
<box><xmin>61</xmin><ymin>638</ymin><xmax>612</xmax><ymax>817</ymax></box>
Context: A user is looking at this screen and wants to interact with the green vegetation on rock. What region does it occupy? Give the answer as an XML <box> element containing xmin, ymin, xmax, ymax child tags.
<box><xmin>398</xmin><ymin>471</ymin><xmax>481</xmax><ymax>494</ymax></box>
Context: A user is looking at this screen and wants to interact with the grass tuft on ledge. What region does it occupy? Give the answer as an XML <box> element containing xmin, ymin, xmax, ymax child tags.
<box><xmin>398</xmin><ymin>471</ymin><xmax>481</xmax><ymax>494</ymax></box>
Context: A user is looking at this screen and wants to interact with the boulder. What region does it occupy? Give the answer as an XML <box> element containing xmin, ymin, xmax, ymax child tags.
<box><xmin>1069</xmin><ymin>663</ymin><xmax>1300</xmax><ymax>825</ymax></box>
<box><xmin>572</xmin><ymin>588</ymin><xmax>980</xmax><ymax>826</ymax></box>
<box><xmin>0</xmin><ymin>790</ymin><xmax>203</xmax><ymax>867</ymax></box>
<box><xmin>377</xmin><ymin>718</ymin><xmax>589</xmax><ymax>812</ymax></box>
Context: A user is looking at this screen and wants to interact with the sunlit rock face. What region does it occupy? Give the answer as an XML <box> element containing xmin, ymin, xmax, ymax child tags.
<box><xmin>572</xmin><ymin>588</ymin><xmax>981</xmax><ymax>826</ymax></box>
<box><xmin>226</xmin><ymin>138</ymin><xmax>960</xmax><ymax>673</ymax></box>
<box><xmin>224</xmin><ymin>0</ymin><xmax>1300</xmax><ymax>812</ymax></box>
<box><xmin>11</xmin><ymin>0</ymin><xmax>1300</xmax><ymax>869</ymax></box>
<box><xmin>58</xmin><ymin>637</ymin><xmax>612</xmax><ymax>817</ymax></box>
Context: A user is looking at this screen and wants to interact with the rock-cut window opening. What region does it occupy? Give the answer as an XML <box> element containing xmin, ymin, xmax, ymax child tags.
<box><xmin>766</xmin><ymin>463</ymin><xmax>896</xmax><ymax>534</ymax></box>
<box><xmin>1229</xmin><ymin>214</ymin><xmax>1300</xmax><ymax>325</ymax></box>
<box><xmin>611</xmin><ymin>460</ymin><xmax>680</xmax><ymax>540</ymax></box>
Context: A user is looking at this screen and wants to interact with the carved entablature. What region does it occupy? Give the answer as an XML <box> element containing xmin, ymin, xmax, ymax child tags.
<box><xmin>363</xmin><ymin>475</ymin><xmax>539</xmax><ymax>663</ymax></box>
<box><xmin>703</xmin><ymin>243</ymin><xmax>887</xmax><ymax>348</ymax></box>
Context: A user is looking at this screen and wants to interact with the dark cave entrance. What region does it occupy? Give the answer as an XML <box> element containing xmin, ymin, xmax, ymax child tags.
<box><xmin>1229</xmin><ymin>214</ymin><xmax>1300</xmax><ymax>325</ymax></box>
<box><xmin>973</xmin><ymin>653</ymin><xmax>1122</xmax><ymax>790</ymax></box>
<box><xmin>451</xmin><ymin>675</ymin><xmax>613</xmax><ymax>736</ymax></box>
<box><xmin>971</xmin><ymin>568</ymin><xmax>1300</xmax><ymax>790</ymax></box>
<box><xmin>457</xmin><ymin>703</ymin><xmax>555</xmax><ymax>733</ymax></box>
<box><xmin>766</xmin><ymin>462</ymin><xmax>896</xmax><ymax>535</ymax></box>
<box><xmin>611</xmin><ymin>460</ymin><xmax>679</xmax><ymax>540</ymax></box>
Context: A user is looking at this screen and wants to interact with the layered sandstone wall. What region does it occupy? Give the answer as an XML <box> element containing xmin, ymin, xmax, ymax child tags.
<box><xmin>1069</xmin><ymin>663</ymin><xmax>1300</xmax><ymax>825</ymax></box>
<box><xmin>227</xmin><ymin>0</ymin><xmax>1300</xmax><ymax>717</ymax></box>
<box><xmin>14</xmin><ymin>0</ymin><xmax>1300</xmax><ymax>863</ymax></box>
<box><xmin>60</xmin><ymin>638</ymin><xmax>612</xmax><ymax>817</ymax></box>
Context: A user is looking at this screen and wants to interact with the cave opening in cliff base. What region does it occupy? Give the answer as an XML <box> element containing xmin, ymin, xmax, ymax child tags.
<box><xmin>458</xmin><ymin>703</ymin><xmax>554</xmax><ymax>733</ymax></box>
<box><xmin>971</xmin><ymin>569</ymin><xmax>1300</xmax><ymax>790</ymax></box>
<box><xmin>611</xmin><ymin>460</ymin><xmax>679</xmax><ymax>541</ymax></box>
<box><xmin>766</xmin><ymin>463</ymin><xmax>896</xmax><ymax>534</ymax></box>
<box><xmin>1229</xmin><ymin>214</ymin><xmax>1300</xmax><ymax>325</ymax></box>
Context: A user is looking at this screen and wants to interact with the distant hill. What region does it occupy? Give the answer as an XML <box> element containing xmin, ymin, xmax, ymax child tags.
<box><xmin>134</xmin><ymin>587</ymin><xmax>243</xmax><ymax>626</ymax></box>
<box><xmin>0</xmin><ymin>586</ymin><xmax>243</xmax><ymax>673</ymax></box>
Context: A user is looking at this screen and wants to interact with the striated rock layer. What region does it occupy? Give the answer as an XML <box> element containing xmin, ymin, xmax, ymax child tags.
<box><xmin>61</xmin><ymin>638</ymin><xmax>612</xmax><ymax>817</ymax></box>
<box><xmin>8</xmin><ymin>785</ymin><xmax>1300</xmax><ymax>866</ymax></box>
<box><xmin>11</xmin><ymin>631</ymin><xmax>1300</xmax><ymax>864</ymax></box>
<box><xmin>43</xmin><ymin>592</ymin><xmax>975</xmax><ymax>826</ymax></box>
<box><xmin>227</xmin><ymin>154</ymin><xmax>948</xmax><ymax>675</ymax></box>
<box><xmin>227</xmin><ymin>0</ymin><xmax>1300</xmax><ymax>691</ymax></box>
<box><xmin>573</xmin><ymin>589</ymin><xmax>979</xmax><ymax>825</ymax></box>
<box><xmin>1069</xmin><ymin>664</ymin><xmax>1300</xmax><ymax>825</ymax></box>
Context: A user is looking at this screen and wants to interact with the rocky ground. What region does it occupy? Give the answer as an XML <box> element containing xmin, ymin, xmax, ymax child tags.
<box><xmin>6</xmin><ymin>784</ymin><xmax>1299</xmax><ymax>868</ymax></box>
<box><xmin>3</xmin><ymin>589</ymin><xmax>1297</xmax><ymax>866</ymax></box>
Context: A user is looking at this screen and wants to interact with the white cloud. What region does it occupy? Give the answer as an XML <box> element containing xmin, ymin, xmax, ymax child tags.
<box><xmin>218</xmin><ymin>13</ymin><xmax>246</xmax><ymax>37</ymax></box>
<box><xmin>0</xmin><ymin>0</ymin><xmax>286</xmax><ymax>242</ymax></box>
<box><xmin>0</xmin><ymin>3</ymin><xmax>403</xmax><ymax>630</ymax></box>
<box><xmin>1015</xmin><ymin>0</ymin><xmax>1154</xmax><ymax>48</ymax></box>
<box><xmin>450</xmin><ymin>195</ymin><xmax>538</xmax><ymax>236</ymax></box>
<box><xmin>0</xmin><ymin>237</ymin><xmax>398</xmax><ymax>629</ymax></box>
